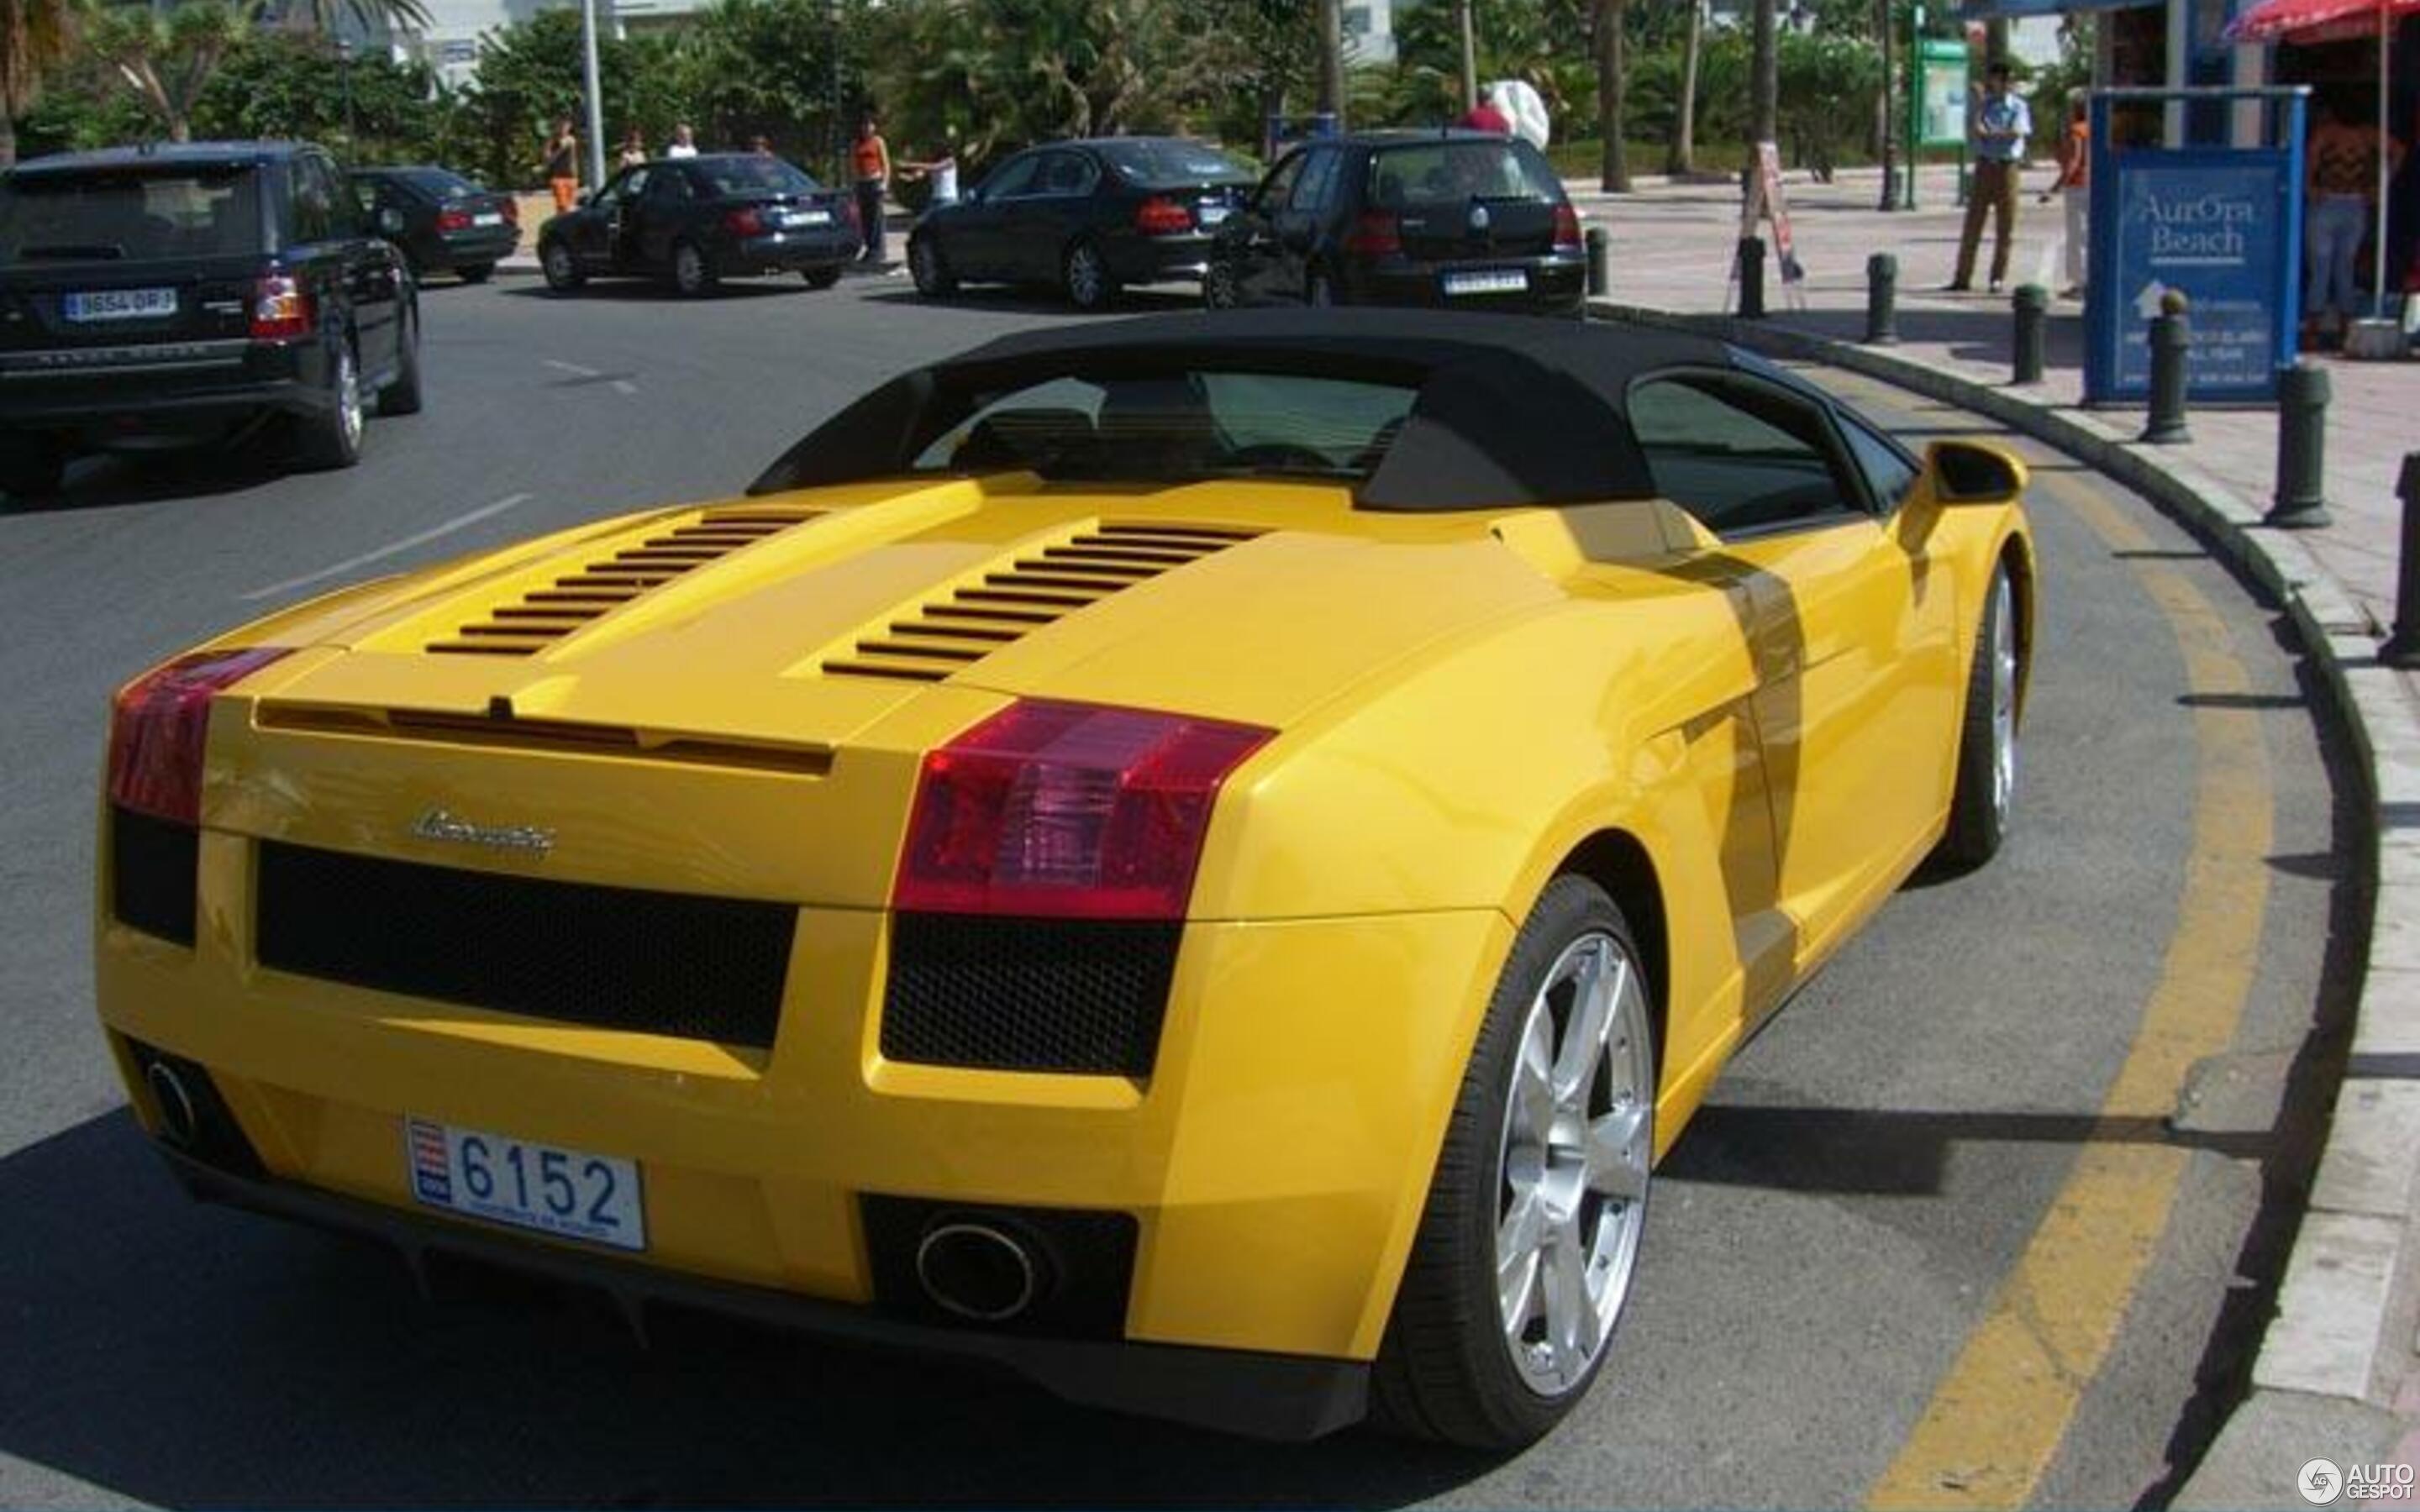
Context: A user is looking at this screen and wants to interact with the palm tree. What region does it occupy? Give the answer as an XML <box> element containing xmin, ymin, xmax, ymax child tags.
<box><xmin>0</xmin><ymin>0</ymin><xmax>73</xmax><ymax>167</ymax></box>
<box><xmin>82</xmin><ymin>0</ymin><xmax>253</xmax><ymax>143</ymax></box>
<box><xmin>1596</xmin><ymin>0</ymin><xmax>1628</xmax><ymax>191</ymax></box>
<box><xmin>272</xmin><ymin>0</ymin><xmax>430</xmax><ymax>39</ymax></box>
<box><xmin>1666</xmin><ymin>0</ymin><xmax>1702</xmax><ymax>175</ymax></box>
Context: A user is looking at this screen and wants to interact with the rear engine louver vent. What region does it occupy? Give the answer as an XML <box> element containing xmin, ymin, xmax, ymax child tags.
<box><xmin>823</xmin><ymin>522</ymin><xmax>1259</xmax><ymax>684</ymax></box>
<box><xmin>428</xmin><ymin>510</ymin><xmax>818</xmax><ymax>657</ymax></box>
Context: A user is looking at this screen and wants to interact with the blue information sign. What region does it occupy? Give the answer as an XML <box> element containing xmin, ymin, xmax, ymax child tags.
<box><xmin>2083</xmin><ymin>92</ymin><xmax>2307</xmax><ymax>405</ymax></box>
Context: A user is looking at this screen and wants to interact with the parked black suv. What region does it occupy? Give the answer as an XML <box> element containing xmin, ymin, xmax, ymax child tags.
<box><xmin>0</xmin><ymin>140</ymin><xmax>418</xmax><ymax>497</ymax></box>
<box><xmin>538</xmin><ymin>154</ymin><xmax>860</xmax><ymax>297</ymax></box>
<box><xmin>1205</xmin><ymin>131</ymin><xmax>1586</xmax><ymax>317</ymax></box>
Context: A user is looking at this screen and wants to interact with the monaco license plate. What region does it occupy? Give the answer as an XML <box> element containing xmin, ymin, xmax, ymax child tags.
<box><xmin>472</xmin><ymin>212</ymin><xmax>504</xmax><ymax>227</ymax></box>
<box><xmin>405</xmin><ymin>1116</ymin><xmax>645</xmax><ymax>1252</ymax></box>
<box><xmin>1443</xmin><ymin>268</ymin><xmax>1529</xmax><ymax>297</ymax></box>
<box><xmin>64</xmin><ymin>287</ymin><xmax>177</xmax><ymax>322</ymax></box>
<box><xmin>782</xmin><ymin>208</ymin><xmax>831</xmax><ymax>228</ymax></box>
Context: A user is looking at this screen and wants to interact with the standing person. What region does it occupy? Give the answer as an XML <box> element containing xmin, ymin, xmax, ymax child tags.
<box><xmin>750</xmin><ymin>134</ymin><xmax>775</xmax><ymax>159</ymax></box>
<box><xmin>898</xmin><ymin>143</ymin><xmax>959</xmax><ymax>207</ymax></box>
<box><xmin>666</xmin><ymin>123</ymin><xmax>700</xmax><ymax>160</ymax></box>
<box><xmin>1460</xmin><ymin>86</ymin><xmax>1512</xmax><ymax>135</ymax></box>
<box><xmin>617</xmin><ymin>127</ymin><xmax>648</xmax><ymax>171</ymax></box>
<box><xmin>2039</xmin><ymin>94</ymin><xmax>2089</xmax><ymax>298</ymax></box>
<box><xmin>1947</xmin><ymin>60</ymin><xmax>2031</xmax><ymax>294</ymax></box>
<box><xmin>2303</xmin><ymin>94</ymin><xmax>2402</xmax><ymax>344</ymax></box>
<box><xmin>853</xmin><ymin>115</ymin><xmax>892</xmax><ymax>265</ymax></box>
<box><xmin>540</xmin><ymin>117</ymin><xmax>580</xmax><ymax>215</ymax></box>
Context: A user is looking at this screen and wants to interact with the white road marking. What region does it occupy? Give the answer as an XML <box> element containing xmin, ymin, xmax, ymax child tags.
<box><xmin>612</xmin><ymin>380</ymin><xmax>637</xmax><ymax>396</ymax></box>
<box><xmin>543</xmin><ymin>359</ymin><xmax>602</xmax><ymax>378</ymax></box>
<box><xmin>238</xmin><ymin>493</ymin><xmax>533</xmax><ymax>602</ymax></box>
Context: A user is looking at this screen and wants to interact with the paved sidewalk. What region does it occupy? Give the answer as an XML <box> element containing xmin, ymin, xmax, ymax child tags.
<box><xmin>1570</xmin><ymin>165</ymin><xmax>2420</xmax><ymax>1508</ymax></box>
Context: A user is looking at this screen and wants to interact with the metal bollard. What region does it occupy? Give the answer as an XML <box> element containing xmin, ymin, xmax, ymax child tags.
<box><xmin>1585</xmin><ymin>226</ymin><xmax>1610</xmax><ymax>298</ymax></box>
<box><xmin>1865</xmin><ymin>253</ymin><xmax>1899</xmax><ymax>345</ymax></box>
<box><xmin>1737</xmin><ymin>236</ymin><xmax>1766</xmax><ymax>320</ymax></box>
<box><xmin>2381</xmin><ymin>454</ymin><xmax>2420</xmax><ymax>668</ymax></box>
<box><xmin>2011</xmin><ymin>284</ymin><xmax>2047</xmax><ymax>384</ymax></box>
<box><xmin>2266</xmin><ymin>362</ymin><xmax>2333</xmax><ymax>528</ymax></box>
<box><xmin>2140</xmin><ymin>291</ymin><xmax>2192</xmax><ymax>444</ymax></box>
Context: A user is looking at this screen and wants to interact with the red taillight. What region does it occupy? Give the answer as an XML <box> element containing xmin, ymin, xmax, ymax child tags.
<box><xmin>726</xmin><ymin>206</ymin><xmax>764</xmax><ymax>237</ymax></box>
<box><xmin>249</xmin><ymin>274</ymin><xmax>312</xmax><ymax>341</ymax></box>
<box><xmin>893</xmin><ymin>700</ymin><xmax>1273</xmax><ymax>921</ymax></box>
<box><xmin>1552</xmin><ymin>202</ymin><xmax>1582</xmax><ymax>250</ymax></box>
<box><xmin>435</xmin><ymin>207</ymin><xmax>473</xmax><ymax>233</ymax></box>
<box><xmin>1134</xmin><ymin>195</ymin><xmax>1193</xmax><ymax>236</ymax></box>
<box><xmin>107</xmin><ymin>648</ymin><xmax>292</xmax><ymax>827</ymax></box>
<box><xmin>1344</xmin><ymin>209</ymin><xmax>1401</xmax><ymax>257</ymax></box>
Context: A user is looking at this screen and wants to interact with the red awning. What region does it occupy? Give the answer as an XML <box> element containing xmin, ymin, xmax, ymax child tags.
<box><xmin>2225</xmin><ymin>0</ymin><xmax>2414</xmax><ymax>42</ymax></box>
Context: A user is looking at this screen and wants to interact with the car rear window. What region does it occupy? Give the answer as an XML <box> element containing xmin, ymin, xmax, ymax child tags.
<box><xmin>1367</xmin><ymin>141</ymin><xmax>1562</xmax><ymax>207</ymax></box>
<box><xmin>693</xmin><ymin>158</ymin><xmax>820</xmax><ymax>197</ymax></box>
<box><xmin>394</xmin><ymin>167</ymin><xmax>481</xmax><ymax>201</ymax></box>
<box><xmin>0</xmin><ymin>167</ymin><xmax>265</xmax><ymax>263</ymax></box>
<box><xmin>1097</xmin><ymin>139</ymin><xmax>1258</xmax><ymax>187</ymax></box>
<box><xmin>913</xmin><ymin>370</ymin><xmax>1418</xmax><ymax>483</ymax></box>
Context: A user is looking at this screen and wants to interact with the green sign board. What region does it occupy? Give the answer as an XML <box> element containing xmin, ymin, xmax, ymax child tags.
<box><xmin>1916</xmin><ymin>39</ymin><xmax>1969</xmax><ymax>149</ymax></box>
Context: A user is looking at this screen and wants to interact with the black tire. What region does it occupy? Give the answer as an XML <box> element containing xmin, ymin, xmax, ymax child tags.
<box><xmin>0</xmin><ymin>434</ymin><xmax>66</xmax><ymax>501</ymax></box>
<box><xmin>1374</xmin><ymin>874</ymin><xmax>1655</xmax><ymax>1449</ymax></box>
<box><xmin>457</xmin><ymin>262</ymin><xmax>495</xmax><ymax>285</ymax></box>
<box><xmin>378</xmin><ymin>305</ymin><xmax>424</xmax><ymax>417</ymax></box>
<box><xmin>539</xmin><ymin>239</ymin><xmax>585</xmax><ymax>292</ymax></box>
<box><xmin>1938</xmin><ymin>559</ymin><xmax>2020</xmax><ymax>869</ymax></box>
<box><xmin>801</xmin><ymin>265</ymin><xmax>843</xmax><ymax>290</ymax></box>
<box><xmin>1061</xmin><ymin>239</ymin><xmax>1114</xmax><ymax>312</ymax></box>
<box><xmin>1202</xmin><ymin>256</ymin><xmax>1240</xmax><ymax>310</ymax></box>
<box><xmin>671</xmin><ymin>239</ymin><xmax>718</xmax><ymax>297</ymax></box>
<box><xmin>908</xmin><ymin>235</ymin><xmax>955</xmax><ymax>297</ymax></box>
<box><xmin>293</xmin><ymin>340</ymin><xmax>366</xmax><ymax>471</ymax></box>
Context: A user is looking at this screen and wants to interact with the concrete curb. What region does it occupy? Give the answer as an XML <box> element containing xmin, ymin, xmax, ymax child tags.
<box><xmin>1587</xmin><ymin>296</ymin><xmax>2420</xmax><ymax>1507</ymax></box>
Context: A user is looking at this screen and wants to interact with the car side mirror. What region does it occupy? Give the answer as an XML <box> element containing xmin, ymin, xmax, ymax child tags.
<box><xmin>576</xmin><ymin>189</ymin><xmax>593</xmax><ymax>207</ymax></box>
<box><xmin>1923</xmin><ymin>439</ymin><xmax>2028</xmax><ymax>505</ymax></box>
<box><xmin>376</xmin><ymin>207</ymin><xmax>405</xmax><ymax>236</ymax></box>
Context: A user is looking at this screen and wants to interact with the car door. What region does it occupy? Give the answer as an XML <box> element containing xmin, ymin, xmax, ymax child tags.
<box><xmin>1628</xmin><ymin>369</ymin><xmax>1960</xmax><ymax>995</ymax></box>
<box><xmin>567</xmin><ymin>170</ymin><xmax>630</xmax><ymax>270</ymax></box>
<box><xmin>635</xmin><ymin>165</ymin><xmax>692</xmax><ymax>269</ymax></box>
<box><xmin>1008</xmin><ymin>150</ymin><xmax>1093</xmax><ymax>281</ymax></box>
<box><xmin>950</xmin><ymin>152</ymin><xmax>1039</xmax><ymax>280</ymax></box>
<box><xmin>1232</xmin><ymin>150</ymin><xmax>1307</xmax><ymax>305</ymax></box>
<box><xmin>1277</xmin><ymin>145</ymin><xmax>1343</xmax><ymax>298</ymax></box>
<box><xmin>293</xmin><ymin>153</ymin><xmax>400</xmax><ymax>379</ymax></box>
<box><xmin>602</xmin><ymin>166</ymin><xmax>651</xmax><ymax>270</ymax></box>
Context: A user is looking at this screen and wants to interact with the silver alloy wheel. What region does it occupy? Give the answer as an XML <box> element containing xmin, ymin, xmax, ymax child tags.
<box><xmin>1495</xmin><ymin>930</ymin><xmax>1652</xmax><ymax>1396</ymax></box>
<box><xmin>676</xmin><ymin>243</ymin><xmax>707</xmax><ymax>293</ymax></box>
<box><xmin>1988</xmin><ymin>570</ymin><xmax>2018</xmax><ymax>827</ymax></box>
<box><xmin>335</xmin><ymin>346</ymin><xmax>362</xmax><ymax>451</ymax></box>
<box><xmin>1066</xmin><ymin>244</ymin><xmax>1105</xmax><ymax>307</ymax></box>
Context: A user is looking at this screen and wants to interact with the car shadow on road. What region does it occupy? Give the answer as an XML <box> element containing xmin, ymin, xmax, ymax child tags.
<box><xmin>2</xmin><ymin>444</ymin><xmax>297</xmax><ymax>517</ymax></box>
<box><xmin>859</xmin><ymin>286</ymin><xmax>1205</xmax><ymax>317</ymax></box>
<box><xmin>0</xmin><ymin>1110</ymin><xmax>1492</xmax><ymax>1508</ymax></box>
<box><xmin>500</xmin><ymin>280</ymin><xmax>830</xmax><ymax>303</ymax></box>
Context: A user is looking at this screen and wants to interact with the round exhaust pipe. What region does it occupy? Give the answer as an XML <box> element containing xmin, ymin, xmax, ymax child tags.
<box><xmin>914</xmin><ymin>1220</ymin><xmax>1041</xmax><ymax>1322</ymax></box>
<box><xmin>145</xmin><ymin>1058</ymin><xmax>198</xmax><ymax>1148</ymax></box>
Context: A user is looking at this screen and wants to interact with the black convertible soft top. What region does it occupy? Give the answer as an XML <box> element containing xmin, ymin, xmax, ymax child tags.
<box><xmin>748</xmin><ymin>309</ymin><xmax>1770</xmax><ymax>511</ymax></box>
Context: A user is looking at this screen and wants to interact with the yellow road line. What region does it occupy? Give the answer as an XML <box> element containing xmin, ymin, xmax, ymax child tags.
<box><xmin>1865</xmin><ymin>473</ymin><xmax>2275</xmax><ymax>1509</ymax></box>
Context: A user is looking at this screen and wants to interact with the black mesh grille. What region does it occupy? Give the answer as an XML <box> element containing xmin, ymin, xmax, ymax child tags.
<box><xmin>861</xmin><ymin>1194</ymin><xmax>1137</xmax><ymax>1340</ymax></box>
<box><xmin>881</xmin><ymin>912</ymin><xmax>1180</xmax><ymax>1077</ymax></box>
<box><xmin>111</xmin><ymin>806</ymin><xmax>198</xmax><ymax>945</ymax></box>
<box><xmin>255</xmin><ymin>841</ymin><xmax>796</xmax><ymax>1048</ymax></box>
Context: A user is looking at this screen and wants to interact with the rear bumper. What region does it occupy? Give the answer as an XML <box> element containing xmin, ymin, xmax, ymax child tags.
<box><xmin>1350</xmin><ymin>254</ymin><xmax>1587</xmax><ymax>313</ymax></box>
<box><xmin>0</xmin><ymin>339</ymin><xmax>324</xmax><ymax>438</ymax></box>
<box><xmin>432</xmin><ymin>228</ymin><xmax>520</xmax><ymax>268</ymax></box>
<box><xmin>729</xmin><ymin>229</ymin><xmax>860</xmax><ymax>272</ymax></box>
<box><xmin>1106</xmin><ymin>232</ymin><xmax>1218</xmax><ymax>285</ymax></box>
<box><xmin>155</xmin><ymin>1141</ymin><xmax>1370</xmax><ymax>1440</ymax></box>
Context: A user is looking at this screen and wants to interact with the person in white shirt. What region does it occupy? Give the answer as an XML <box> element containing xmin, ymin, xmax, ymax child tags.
<box><xmin>901</xmin><ymin>145</ymin><xmax>959</xmax><ymax>207</ymax></box>
<box><xmin>665</xmin><ymin>123</ymin><xmax>699</xmax><ymax>160</ymax></box>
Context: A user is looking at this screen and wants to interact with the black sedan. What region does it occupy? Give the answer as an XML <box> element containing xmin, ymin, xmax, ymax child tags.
<box><xmin>350</xmin><ymin>165</ymin><xmax>518</xmax><ymax>282</ymax></box>
<box><xmin>1205</xmin><ymin>131</ymin><xmax>1586</xmax><ymax>317</ymax></box>
<box><xmin>538</xmin><ymin>155</ymin><xmax>859</xmax><ymax>297</ymax></box>
<box><xmin>906</xmin><ymin>137</ymin><xmax>1258</xmax><ymax>311</ymax></box>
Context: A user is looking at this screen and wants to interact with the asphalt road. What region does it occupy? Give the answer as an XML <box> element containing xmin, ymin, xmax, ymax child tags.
<box><xmin>0</xmin><ymin>270</ymin><xmax>2356</xmax><ymax>1509</ymax></box>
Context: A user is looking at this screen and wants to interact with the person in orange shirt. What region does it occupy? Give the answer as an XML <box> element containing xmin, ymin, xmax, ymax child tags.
<box><xmin>540</xmin><ymin>118</ymin><xmax>580</xmax><ymax>215</ymax></box>
<box><xmin>853</xmin><ymin>115</ymin><xmax>892</xmax><ymax>266</ymax></box>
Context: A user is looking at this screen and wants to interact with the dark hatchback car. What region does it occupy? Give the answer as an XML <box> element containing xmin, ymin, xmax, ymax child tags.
<box><xmin>907</xmin><ymin>137</ymin><xmax>1259</xmax><ymax>311</ymax></box>
<box><xmin>0</xmin><ymin>140</ymin><xmax>419</xmax><ymax>497</ymax></box>
<box><xmin>538</xmin><ymin>154</ymin><xmax>859</xmax><ymax>297</ymax></box>
<box><xmin>351</xmin><ymin>165</ymin><xmax>518</xmax><ymax>282</ymax></box>
<box><xmin>1206</xmin><ymin>131</ymin><xmax>1586</xmax><ymax>316</ymax></box>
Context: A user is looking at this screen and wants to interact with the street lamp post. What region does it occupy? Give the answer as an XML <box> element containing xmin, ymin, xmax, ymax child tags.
<box><xmin>335</xmin><ymin>38</ymin><xmax>355</xmax><ymax>155</ymax></box>
<box><xmin>578</xmin><ymin>0</ymin><xmax>607</xmax><ymax>193</ymax></box>
<box><xmin>1878</xmin><ymin>0</ymin><xmax>1899</xmax><ymax>209</ymax></box>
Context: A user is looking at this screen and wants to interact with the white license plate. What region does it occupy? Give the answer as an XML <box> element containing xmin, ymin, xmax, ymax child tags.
<box><xmin>1198</xmin><ymin>205</ymin><xmax>1230</xmax><ymax>226</ymax></box>
<box><xmin>405</xmin><ymin>1116</ymin><xmax>645</xmax><ymax>1252</ymax></box>
<box><xmin>782</xmin><ymin>209</ymin><xmax>831</xmax><ymax>228</ymax></box>
<box><xmin>1443</xmin><ymin>269</ymin><xmax>1529</xmax><ymax>297</ymax></box>
<box><xmin>472</xmin><ymin>212</ymin><xmax>504</xmax><ymax>227</ymax></box>
<box><xmin>64</xmin><ymin>288</ymin><xmax>177</xmax><ymax>322</ymax></box>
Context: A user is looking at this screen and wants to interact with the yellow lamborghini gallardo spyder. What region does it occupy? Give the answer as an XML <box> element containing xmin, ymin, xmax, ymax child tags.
<box><xmin>95</xmin><ymin>310</ymin><xmax>2033</xmax><ymax>1447</ymax></box>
